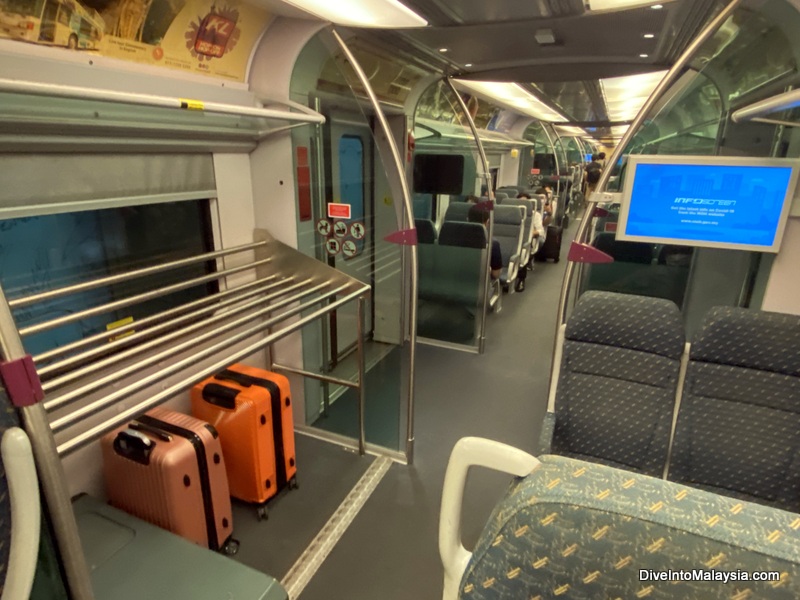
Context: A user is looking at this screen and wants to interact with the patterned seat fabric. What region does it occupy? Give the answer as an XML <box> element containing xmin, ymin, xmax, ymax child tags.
<box><xmin>460</xmin><ymin>454</ymin><xmax>800</xmax><ymax>600</ymax></box>
<box><xmin>669</xmin><ymin>306</ymin><xmax>800</xmax><ymax>511</ymax></box>
<box><xmin>551</xmin><ymin>291</ymin><xmax>685</xmax><ymax>477</ymax></box>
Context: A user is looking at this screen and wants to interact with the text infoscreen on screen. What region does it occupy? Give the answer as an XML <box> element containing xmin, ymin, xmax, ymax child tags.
<box><xmin>622</xmin><ymin>163</ymin><xmax>794</xmax><ymax>249</ymax></box>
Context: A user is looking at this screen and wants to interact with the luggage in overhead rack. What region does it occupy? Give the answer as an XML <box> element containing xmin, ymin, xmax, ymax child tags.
<box><xmin>101</xmin><ymin>407</ymin><xmax>238</xmax><ymax>555</ymax></box>
<box><xmin>536</xmin><ymin>225</ymin><xmax>564</xmax><ymax>263</ymax></box>
<box><xmin>191</xmin><ymin>364</ymin><xmax>297</xmax><ymax>520</ymax></box>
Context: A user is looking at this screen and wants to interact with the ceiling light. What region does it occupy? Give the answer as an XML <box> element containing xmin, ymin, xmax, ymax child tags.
<box><xmin>600</xmin><ymin>70</ymin><xmax>667</xmax><ymax>122</ymax></box>
<box><xmin>639</xmin><ymin>54</ymin><xmax>649</xmax><ymax>58</ymax></box>
<box><xmin>465</xmin><ymin>63</ymin><xmax>473</xmax><ymax>67</ymax></box>
<box><xmin>588</xmin><ymin>0</ymin><xmax>672</xmax><ymax>11</ymax></box>
<box><xmin>643</xmin><ymin>33</ymin><xmax>655</xmax><ymax>38</ymax></box>
<box><xmin>279</xmin><ymin>0</ymin><xmax>428</xmax><ymax>28</ymax></box>
<box><xmin>439</xmin><ymin>48</ymin><xmax>448</xmax><ymax>52</ymax></box>
<box><xmin>454</xmin><ymin>80</ymin><xmax>568</xmax><ymax>123</ymax></box>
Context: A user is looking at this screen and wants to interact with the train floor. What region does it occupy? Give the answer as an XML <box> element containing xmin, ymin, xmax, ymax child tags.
<box><xmin>230</xmin><ymin>228</ymin><xmax>572</xmax><ymax>598</ymax></box>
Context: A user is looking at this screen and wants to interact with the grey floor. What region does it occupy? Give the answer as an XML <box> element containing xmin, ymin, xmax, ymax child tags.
<box><xmin>298</xmin><ymin>251</ymin><xmax>570</xmax><ymax>599</ymax></box>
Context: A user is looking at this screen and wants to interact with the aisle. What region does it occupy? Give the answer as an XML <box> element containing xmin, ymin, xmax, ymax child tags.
<box><xmin>299</xmin><ymin>254</ymin><xmax>570</xmax><ymax>599</ymax></box>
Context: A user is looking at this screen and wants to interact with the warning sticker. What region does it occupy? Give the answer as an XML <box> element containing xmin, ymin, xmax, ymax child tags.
<box><xmin>328</xmin><ymin>203</ymin><xmax>352</xmax><ymax>219</ymax></box>
<box><xmin>342</xmin><ymin>239</ymin><xmax>359</xmax><ymax>258</ymax></box>
<box><xmin>316</xmin><ymin>219</ymin><xmax>331</xmax><ymax>237</ymax></box>
<box><xmin>325</xmin><ymin>238</ymin><xmax>341</xmax><ymax>256</ymax></box>
<box><xmin>333</xmin><ymin>221</ymin><xmax>349</xmax><ymax>238</ymax></box>
<box><xmin>350</xmin><ymin>222</ymin><xmax>366</xmax><ymax>240</ymax></box>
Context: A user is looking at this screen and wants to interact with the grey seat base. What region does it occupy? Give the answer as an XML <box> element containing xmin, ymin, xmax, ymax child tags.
<box><xmin>74</xmin><ymin>495</ymin><xmax>287</xmax><ymax>600</ymax></box>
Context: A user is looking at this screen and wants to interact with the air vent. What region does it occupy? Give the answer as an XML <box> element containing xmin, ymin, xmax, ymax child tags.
<box><xmin>535</xmin><ymin>29</ymin><xmax>557</xmax><ymax>45</ymax></box>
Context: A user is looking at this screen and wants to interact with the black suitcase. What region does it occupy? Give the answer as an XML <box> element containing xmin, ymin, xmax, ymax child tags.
<box><xmin>537</xmin><ymin>225</ymin><xmax>563</xmax><ymax>262</ymax></box>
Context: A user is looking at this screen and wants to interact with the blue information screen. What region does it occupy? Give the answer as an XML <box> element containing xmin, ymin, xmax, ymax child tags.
<box><xmin>624</xmin><ymin>163</ymin><xmax>794</xmax><ymax>248</ymax></box>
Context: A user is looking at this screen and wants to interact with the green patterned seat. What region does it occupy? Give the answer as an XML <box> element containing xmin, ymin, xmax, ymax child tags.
<box><xmin>460</xmin><ymin>454</ymin><xmax>800</xmax><ymax>599</ymax></box>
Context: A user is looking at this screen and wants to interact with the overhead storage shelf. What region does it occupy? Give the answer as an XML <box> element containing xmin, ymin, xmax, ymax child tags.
<box><xmin>0</xmin><ymin>78</ymin><xmax>326</xmax><ymax>152</ymax></box>
<box><xmin>0</xmin><ymin>230</ymin><xmax>369</xmax><ymax>456</ymax></box>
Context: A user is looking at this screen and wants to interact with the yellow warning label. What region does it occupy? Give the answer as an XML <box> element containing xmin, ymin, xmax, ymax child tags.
<box><xmin>179</xmin><ymin>98</ymin><xmax>205</xmax><ymax>111</ymax></box>
<box><xmin>107</xmin><ymin>316</ymin><xmax>135</xmax><ymax>341</ymax></box>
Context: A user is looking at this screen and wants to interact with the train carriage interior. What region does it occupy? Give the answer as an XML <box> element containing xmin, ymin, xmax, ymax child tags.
<box><xmin>1</xmin><ymin>0</ymin><xmax>800</xmax><ymax>598</ymax></box>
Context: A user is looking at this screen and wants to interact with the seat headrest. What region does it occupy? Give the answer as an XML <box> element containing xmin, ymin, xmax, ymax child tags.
<box><xmin>503</xmin><ymin>198</ymin><xmax>532</xmax><ymax>217</ymax></box>
<box><xmin>438</xmin><ymin>222</ymin><xmax>487</xmax><ymax>249</ymax></box>
<box><xmin>443</xmin><ymin>203</ymin><xmax>471</xmax><ymax>223</ymax></box>
<box><xmin>414</xmin><ymin>219</ymin><xmax>437</xmax><ymax>244</ymax></box>
<box><xmin>493</xmin><ymin>205</ymin><xmax>523</xmax><ymax>226</ymax></box>
<box><xmin>592</xmin><ymin>233</ymin><xmax>653</xmax><ymax>264</ymax></box>
<box><xmin>494</xmin><ymin>192</ymin><xmax>508</xmax><ymax>202</ymax></box>
<box><xmin>692</xmin><ymin>307</ymin><xmax>800</xmax><ymax>376</ymax></box>
<box><xmin>567</xmin><ymin>291</ymin><xmax>685</xmax><ymax>358</ymax></box>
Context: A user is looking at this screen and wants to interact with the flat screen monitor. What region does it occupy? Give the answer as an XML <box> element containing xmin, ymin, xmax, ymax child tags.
<box><xmin>616</xmin><ymin>155</ymin><xmax>799</xmax><ymax>253</ymax></box>
<box><xmin>585</xmin><ymin>153</ymin><xmax>593</xmax><ymax>162</ymax></box>
<box><xmin>413</xmin><ymin>154</ymin><xmax>464</xmax><ymax>195</ymax></box>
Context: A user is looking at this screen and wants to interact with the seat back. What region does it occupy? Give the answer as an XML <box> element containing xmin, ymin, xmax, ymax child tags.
<box><xmin>669</xmin><ymin>307</ymin><xmax>800</xmax><ymax>510</ymax></box>
<box><xmin>419</xmin><ymin>222</ymin><xmax>487</xmax><ymax>306</ymax></box>
<box><xmin>493</xmin><ymin>192</ymin><xmax>508</xmax><ymax>203</ymax></box>
<box><xmin>457</xmin><ymin>454</ymin><xmax>800</xmax><ymax>600</ymax></box>
<box><xmin>553</xmin><ymin>291</ymin><xmax>684</xmax><ymax>476</ymax></box>
<box><xmin>443</xmin><ymin>202</ymin><xmax>471</xmax><ymax>223</ymax></box>
<box><xmin>491</xmin><ymin>205</ymin><xmax>524</xmax><ymax>269</ymax></box>
<box><xmin>415</xmin><ymin>219</ymin><xmax>437</xmax><ymax>244</ymax></box>
<box><xmin>502</xmin><ymin>199</ymin><xmax>534</xmax><ymax>262</ymax></box>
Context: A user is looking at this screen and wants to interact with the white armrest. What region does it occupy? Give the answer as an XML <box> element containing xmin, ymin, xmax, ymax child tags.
<box><xmin>2</xmin><ymin>427</ymin><xmax>41</xmax><ymax>600</ymax></box>
<box><xmin>439</xmin><ymin>437</ymin><xmax>540</xmax><ymax>600</ymax></box>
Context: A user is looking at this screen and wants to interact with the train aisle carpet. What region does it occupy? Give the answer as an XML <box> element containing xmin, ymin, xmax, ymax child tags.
<box><xmin>299</xmin><ymin>249</ymin><xmax>570</xmax><ymax>599</ymax></box>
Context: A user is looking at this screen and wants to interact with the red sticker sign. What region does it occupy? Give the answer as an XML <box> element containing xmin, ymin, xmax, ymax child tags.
<box><xmin>327</xmin><ymin>203</ymin><xmax>352</xmax><ymax>219</ymax></box>
<box><xmin>531</xmin><ymin>168</ymin><xmax>540</xmax><ymax>175</ymax></box>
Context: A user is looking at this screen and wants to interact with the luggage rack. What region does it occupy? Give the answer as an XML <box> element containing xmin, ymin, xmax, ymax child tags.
<box><xmin>0</xmin><ymin>229</ymin><xmax>370</xmax><ymax>600</ymax></box>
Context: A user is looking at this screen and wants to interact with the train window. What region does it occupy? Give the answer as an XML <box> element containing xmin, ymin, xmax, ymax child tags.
<box><xmin>0</xmin><ymin>200</ymin><xmax>214</xmax><ymax>357</ymax></box>
<box><xmin>338</xmin><ymin>134</ymin><xmax>365</xmax><ymax>223</ymax></box>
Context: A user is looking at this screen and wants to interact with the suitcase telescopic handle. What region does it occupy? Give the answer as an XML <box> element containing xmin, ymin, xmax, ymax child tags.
<box><xmin>201</xmin><ymin>383</ymin><xmax>239</xmax><ymax>410</ymax></box>
<box><xmin>114</xmin><ymin>428</ymin><xmax>156</xmax><ymax>465</ymax></box>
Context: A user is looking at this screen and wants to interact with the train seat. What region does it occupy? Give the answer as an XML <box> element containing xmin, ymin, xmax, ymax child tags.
<box><xmin>493</xmin><ymin>192</ymin><xmax>508</xmax><ymax>203</ymax></box>
<box><xmin>501</xmin><ymin>198</ymin><xmax>535</xmax><ymax>267</ymax></box>
<box><xmin>440</xmin><ymin>438</ymin><xmax>800</xmax><ymax>600</ymax></box>
<box><xmin>668</xmin><ymin>306</ymin><xmax>800</xmax><ymax>511</ymax></box>
<box><xmin>444</xmin><ymin>202</ymin><xmax>472</xmax><ymax>223</ymax></box>
<box><xmin>540</xmin><ymin>291</ymin><xmax>685</xmax><ymax>477</ymax></box>
<box><xmin>417</xmin><ymin>222</ymin><xmax>487</xmax><ymax>307</ymax></box>
<box><xmin>493</xmin><ymin>205</ymin><xmax>525</xmax><ymax>291</ymax></box>
<box><xmin>496</xmin><ymin>186</ymin><xmax>522</xmax><ymax>196</ymax></box>
<box><xmin>415</xmin><ymin>219</ymin><xmax>438</xmax><ymax>244</ymax></box>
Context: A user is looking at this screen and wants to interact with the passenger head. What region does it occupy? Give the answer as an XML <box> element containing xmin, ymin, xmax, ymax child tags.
<box><xmin>599</xmin><ymin>152</ymin><xmax>606</xmax><ymax>160</ymax></box>
<box><xmin>468</xmin><ymin>204</ymin><xmax>490</xmax><ymax>225</ymax></box>
<box><xmin>517</xmin><ymin>192</ymin><xmax>532</xmax><ymax>199</ymax></box>
<box><xmin>465</xmin><ymin>195</ymin><xmax>479</xmax><ymax>204</ymax></box>
<box><xmin>591</xmin><ymin>154</ymin><xmax>598</xmax><ymax>162</ymax></box>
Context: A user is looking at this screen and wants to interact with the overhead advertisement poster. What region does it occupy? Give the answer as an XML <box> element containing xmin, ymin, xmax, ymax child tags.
<box><xmin>0</xmin><ymin>0</ymin><xmax>271</xmax><ymax>81</ymax></box>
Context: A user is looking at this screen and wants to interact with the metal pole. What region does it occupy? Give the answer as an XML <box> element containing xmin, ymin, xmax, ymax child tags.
<box><xmin>0</xmin><ymin>78</ymin><xmax>325</xmax><ymax>124</ymax></box>
<box><xmin>0</xmin><ymin>286</ymin><xmax>94</xmax><ymax>600</ymax></box>
<box><xmin>357</xmin><ymin>296</ymin><xmax>366</xmax><ymax>455</ymax></box>
<box><xmin>10</xmin><ymin>241</ymin><xmax>269</xmax><ymax>309</ymax></box>
<box><xmin>332</xmin><ymin>29</ymin><xmax>418</xmax><ymax>464</ymax></box>
<box><xmin>58</xmin><ymin>286</ymin><xmax>369</xmax><ymax>456</ymax></box>
<box><xmin>446</xmin><ymin>77</ymin><xmax>494</xmax><ymax>355</ymax></box>
<box><xmin>20</xmin><ymin>257</ymin><xmax>272</xmax><ymax>337</ymax></box>
<box><xmin>42</xmin><ymin>279</ymin><xmax>313</xmax><ymax>393</ymax></box>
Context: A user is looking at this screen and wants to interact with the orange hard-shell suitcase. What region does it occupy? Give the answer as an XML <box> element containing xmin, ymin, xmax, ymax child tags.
<box><xmin>101</xmin><ymin>407</ymin><xmax>237</xmax><ymax>554</ymax></box>
<box><xmin>217</xmin><ymin>365</ymin><xmax>297</xmax><ymax>491</ymax></box>
<box><xmin>191</xmin><ymin>374</ymin><xmax>279</xmax><ymax>513</ymax></box>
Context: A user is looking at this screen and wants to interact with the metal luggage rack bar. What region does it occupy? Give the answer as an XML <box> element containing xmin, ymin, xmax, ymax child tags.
<box><xmin>0</xmin><ymin>229</ymin><xmax>370</xmax><ymax>600</ymax></box>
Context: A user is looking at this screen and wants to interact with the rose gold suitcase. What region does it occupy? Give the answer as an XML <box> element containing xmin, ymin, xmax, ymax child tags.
<box><xmin>101</xmin><ymin>407</ymin><xmax>237</xmax><ymax>554</ymax></box>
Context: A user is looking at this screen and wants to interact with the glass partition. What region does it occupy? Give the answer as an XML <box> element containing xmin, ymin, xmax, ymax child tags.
<box><xmin>289</xmin><ymin>31</ymin><xmax>412</xmax><ymax>452</ymax></box>
<box><xmin>410</xmin><ymin>80</ymin><xmax>493</xmax><ymax>351</ymax></box>
<box><xmin>582</xmin><ymin>0</ymin><xmax>800</xmax><ymax>333</ymax></box>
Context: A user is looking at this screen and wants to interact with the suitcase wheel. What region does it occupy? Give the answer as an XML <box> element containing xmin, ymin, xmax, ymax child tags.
<box><xmin>554</xmin><ymin>257</ymin><xmax>560</xmax><ymax>263</ymax></box>
<box><xmin>256</xmin><ymin>506</ymin><xmax>269</xmax><ymax>521</ymax></box>
<box><xmin>289</xmin><ymin>476</ymin><xmax>299</xmax><ymax>491</ymax></box>
<box><xmin>223</xmin><ymin>538</ymin><xmax>240</xmax><ymax>556</ymax></box>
